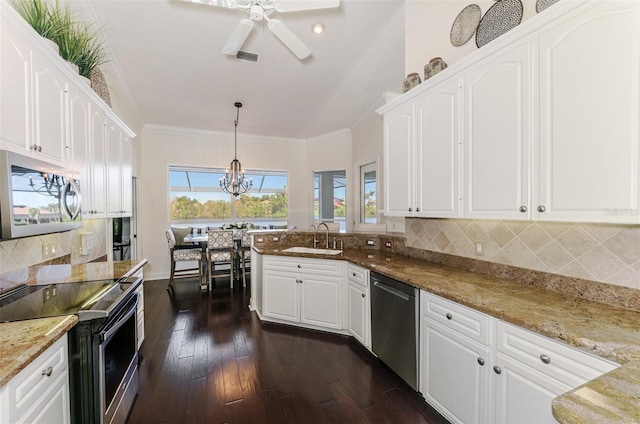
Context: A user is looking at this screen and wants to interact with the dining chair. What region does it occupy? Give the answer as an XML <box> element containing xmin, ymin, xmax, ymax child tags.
<box><xmin>165</xmin><ymin>229</ymin><xmax>205</xmax><ymax>294</ymax></box>
<box><xmin>239</xmin><ymin>229</ymin><xmax>252</xmax><ymax>287</ymax></box>
<box><xmin>206</xmin><ymin>228</ymin><xmax>234</xmax><ymax>290</ymax></box>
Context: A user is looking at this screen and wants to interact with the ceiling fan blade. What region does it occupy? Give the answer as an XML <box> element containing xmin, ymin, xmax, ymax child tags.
<box><xmin>181</xmin><ymin>0</ymin><xmax>240</xmax><ymax>9</ymax></box>
<box><xmin>276</xmin><ymin>0</ymin><xmax>339</xmax><ymax>13</ymax></box>
<box><xmin>268</xmin><ymin>19</ymin><xmax>311</xmax><ymax>60</ymax></box>
<box><xmin>222</xmin><ymin>19</ymin><xmax>254</xmax><ymax>55</ymax></box>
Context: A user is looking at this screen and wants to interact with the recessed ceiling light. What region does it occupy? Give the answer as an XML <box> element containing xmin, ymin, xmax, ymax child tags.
<box><xmin>311</xmin><ymin>23</ymin><xmax>325</xmax><ymax>34</ymax></box>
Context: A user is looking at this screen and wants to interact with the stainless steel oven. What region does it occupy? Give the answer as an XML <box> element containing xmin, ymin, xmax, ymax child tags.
<box><xmin>0</xmin><ymin>275</ymin><xmax>142</xmax><ymax>424</ymax></box>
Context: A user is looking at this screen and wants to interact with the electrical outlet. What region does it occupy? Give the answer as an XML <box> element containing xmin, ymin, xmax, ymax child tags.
<box><xmin>475</xmin><ymin>242</ymin><xmax>484</xmax><ymax>256</ymax></box>
<box><xmin>272</xmin><ymin>236</ymin><xmax>279</xmax><ymax>242</ymax></box>
<box><xmin>42</xmin><ymin>243</ymin><xmax>55</xmax><ymax>259</ymax></box>
<box><xmin>43</xmin><ymin>287</ymin><xmax>51</xmax><ymax>302</ymax></box>
<box><xmin>256</xmin><ymin>237</ymin><xmax>264</xmax><ymax>243</ymax></box>
<box><xmin>385</xmin><ymin>241</ymin><xmax>392</xmax><ymax>249</ymax></box>
<box><xmin>366</xmin><ymin>240</ymin><xmax>375</xmax><ymax>246</ymax></box>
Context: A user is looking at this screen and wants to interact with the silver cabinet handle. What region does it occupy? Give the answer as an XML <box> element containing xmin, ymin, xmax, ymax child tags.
<box><xmin>537</xmin><ymin>205</ymin><xmax>546</xmax><ymax>213</ymax></box>
<box><xmin>42</xmin><ymin>366</ymin><xmax>53</xmax><ymax>377</ymax></box>
<box><xmin>361</xmin><ymin>293</ymin><xmax>365</xmax><ymax>298</ymax></box>
<box><xmin>519</xmin><ymin>205</ymin><xmax>527</xmax><ymax>212</ymax></box>
<box><xmin>446</xmin><ymin>313</ymin><xmax>453</xmax><ymax>320</ymax></box>
<box><xmin>493</xmin><ymin>366</ymin><xmax>502</xmax><ymax>375</ymax></box>
<box><xmin>540</xmin><ymin>354</ymin><xmax>551</xmax><ymax>364</ymax></box>
<box><xmin>477</xmin><ymin>358</ymin><xmax>485</xmax><ymax>366</ymax></box>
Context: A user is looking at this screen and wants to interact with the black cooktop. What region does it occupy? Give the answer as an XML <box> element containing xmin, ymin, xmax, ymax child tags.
<box><xmin>0</xmin><ymin>277</ymin><xmax>141</xmax><ymax>322</ymax></box>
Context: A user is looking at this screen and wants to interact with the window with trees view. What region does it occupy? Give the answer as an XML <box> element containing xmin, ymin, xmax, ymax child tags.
<box><xmin>169</xmin><ymin>166</ymin><xmax>288</xmax><ymax>227</ymax></box>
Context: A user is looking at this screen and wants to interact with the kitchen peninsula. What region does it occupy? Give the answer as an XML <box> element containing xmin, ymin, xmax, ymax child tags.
<box><xmin>251</xmin><ymin>232</ymin><xmax>640</xmax><ymax>424</ymax></box>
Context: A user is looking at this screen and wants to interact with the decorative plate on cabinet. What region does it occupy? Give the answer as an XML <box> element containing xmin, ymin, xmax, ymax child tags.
<box><xmin>475</xmin><ymin>0</ymin><xmax>523</xmax><ymax>48</ymax></box>
<box><xmin>536</xmin><ymin>0</ymin><xmax>559</xmax><ymax>13</ymax></box>
<box><xmin>450</xmin><ymin>4</ymin><xmax>482</xmax><ymax>47</ymax></box>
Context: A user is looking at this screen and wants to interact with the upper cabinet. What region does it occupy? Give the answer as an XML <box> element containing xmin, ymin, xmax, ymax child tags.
<box><xmin>107</xmin><ymin>118</ymin><xmax>133</xmax><ymax>218</ymax></box>
<box><xmin>537</xmin><ymin>1</ymin><xmax>640</xmax><ymax>223</ymax></box>
<box><xmin>0</xmin><ymin>11</ymin><xmax>68</xmax><ymax>167</ymax></box>
<box><xmin>379</xmin><ymin>0</ymin><xmax>640</xmax><ymax>224</ymax></box>
<box><xmin>384</xmin><ymin>75</ymin><xmax>462</xmax><ymax>218</ymax></box>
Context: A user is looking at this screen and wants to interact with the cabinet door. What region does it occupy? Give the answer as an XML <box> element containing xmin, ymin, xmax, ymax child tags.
<box><xmin>68</xmin><ymin>86</ymin><xmax>90</xmax><ymax>180</ymax></box>
<box><xmin>348</xmin><ymin>282</ymin><xmax>368</xmax><ymax>346</ymax></box>
<box><xmin>415</xmin><ymin>78</ymin><xmax>462</xmax><ymax>217</ymax></box>
<box><xmin>32</xmin><ymin>53</ymin><xmax>68</xmax><ymax>166</ymax></box>
<box><xmin>88</xmin><ymin>107</ymin><xmax>107</xmax><ymax>217</ymax></box>
<box><xmin>538</xmin><ymin>1</ymin><xmax>640</xmax><ymax>223</ymax></box>
<box><xmin>421</xmin><ymin>318</ymin><xmax>491</xmax><ymax>424</ymax></box>
<box><xmin>263</xmin><ymin>270</ymin><xmax>300</xmax><ymax>323</ymax></box>
<box><xmin>16</xmin><ymin>370</ymin><xmax>71</xmax><ymax>424</ymax></box>
<box><xmin>464</xmin><ymin>42</ymin><xmax>533</xmax><ymax>220</ymax></box>
<box><xmin>120</xmin><ymin>135</ymin><xmax>133</xmax><ymax>215</ymax></box>
<box><xmin>493</xmin><ymin>353</ymin><xmax>568</xmax><ymax>424</ymax></box>
<box><xmin>300</xmin><ymin>274</ymin><xmax>342</xmax><ymax>329</ymax></box>
<box><xmin>106</xmin><ymin>119</ymin><xmax>123</xmax><ymax>217</ymax></box>
<box><xmin>0</xmin><ymin>20</ymin><xmax>31</xmax><ymax>154</ymax></box>
<box><xmin>384</xmin><ymin>102</ymin><xmax>414</xmax><ymax>216</ymax></box>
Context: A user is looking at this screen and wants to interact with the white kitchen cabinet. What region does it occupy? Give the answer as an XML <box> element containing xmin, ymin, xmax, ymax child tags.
<box><xmin>347</xmin><ymin>264</ymin><xmax>371</xmax><ymax>349</ymax></box>
<box><xmin>107</xmin><ymin>119</ymin><xmax>133</xmax><ymax>218</ymax></box>
<box><xmin>67</xmin><ymin>84</ymin><xmax>90</xmax><ymax>181</ymax></box>
<box><xmin>84</xmin><ymin>107</ymin><xmax>108</xmax><ymax>218</ymax></box>
<box><xmin>262</xmin><ymin>256</ymin><xmax>345</xmax><ymax>331</ymax></box>
<box><xmin>0</xmin><ymin>334</ymin><xmax>70</xmax><ymax>424</ymax></box>
<box><xmin>463</xmin><ymin>41</ymin><xmax>533</xmax><ymax>220</ymax></box>
<box><xmin>420</xmin><ymin>291</ymin><xmax>618</xmax><ymax>424</ymax></box>
<box><xmin>135</xmin><ymin>275</ymin><xmax>145</xmax><ymax>349</ymax></box>
<box><xmin>0</xmin><ymin>7</ymin><xmax>68</xmax><ymax>167</ymax></box>
<box><xmin>537</xmin><ymin>1</ymin><xmax>640</xmax><ymax>223</ymax></box>
<box><xmin>383</xmin><ymin>76</ymin><xmax>462</xmax><ymax>218</ymax></box>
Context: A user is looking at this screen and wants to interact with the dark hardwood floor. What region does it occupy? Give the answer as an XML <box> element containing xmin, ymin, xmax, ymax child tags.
<box><xmin>127</xmin><ymin>276</ymin><xmax>450</xmax><ymax>424</ymax></box>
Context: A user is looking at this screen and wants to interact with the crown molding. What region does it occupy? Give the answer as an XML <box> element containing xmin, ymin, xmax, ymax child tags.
<box><xmin>142</xmin><ymin>124</ymin><xmax>305</xmax><ymax>145</ymax></box>
<box><xmin>306</xmin><ymin>128</ymin><xmax>352</xmax><ymax>145</ymax></box>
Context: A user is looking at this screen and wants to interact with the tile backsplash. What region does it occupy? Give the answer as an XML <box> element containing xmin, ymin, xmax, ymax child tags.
<box><xmin>405</xmin><ymin>218</ymin><xmax>640</xmax><ymax>290</ymax></box>
<box><xmin>0</xmin><ymin>219</ymin><xmax>107</xmax><ymax>273</ymax></box>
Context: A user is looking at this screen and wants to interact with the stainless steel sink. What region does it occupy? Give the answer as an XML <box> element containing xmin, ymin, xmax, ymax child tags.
<box><xmin>281</xmin><ymin>247</ymin><xmax>343</xmax><ymax>255</ymax></box>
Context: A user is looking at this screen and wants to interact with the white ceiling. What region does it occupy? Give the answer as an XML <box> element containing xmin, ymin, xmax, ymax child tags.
<box><xmin>81</xmin><ymin>0</ymin><xmax>406</xmax><ymax>139</ymax></box>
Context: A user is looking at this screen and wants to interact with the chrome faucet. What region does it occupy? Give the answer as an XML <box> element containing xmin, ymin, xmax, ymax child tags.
<box><xmin>314</xmin><ymin>222</ymin><xmax>329</xmax><ymax>249</ymax></box>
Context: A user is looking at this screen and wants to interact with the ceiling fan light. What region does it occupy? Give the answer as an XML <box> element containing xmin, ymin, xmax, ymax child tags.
<box><xmin>311</xmin><ymin>23</ymin><xmax>325</xmax><ymax>34</ymax></box>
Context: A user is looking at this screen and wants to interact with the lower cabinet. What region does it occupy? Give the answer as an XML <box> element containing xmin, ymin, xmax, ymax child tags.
<box><xmin>0</xmin><ymin>334</ymin><xmax>70</xmax><ymax>424</ymax></box>
<box><xmin>420</xmin><ymin>291</ymin><xmax>618</xmax><ymax>424</ymax></box>
<box><xmin>136</xmin><ymin>280</ymin><xmax>145</xmax><ymax>349</ymax></box>
<box><xmin>263</xmin><ymin>256</ymin><xmax>345</xmax><ymax>331</ymax></box>
<box><xmin>347</xmin><ymin>264</ymin><xmax>371</xmax><ymax>349</ymax></box>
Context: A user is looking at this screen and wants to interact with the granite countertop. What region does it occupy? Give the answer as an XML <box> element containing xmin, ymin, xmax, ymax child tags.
<box><xmin>256</xmin><ymin>247</ymin><xmax>640</xmax><ymax>423</ymax></box>
<box><xmin>0</xmin><ymin>315</ymin><xmax>78</xmax><ymax>387</ymax></box>
<box><xmin>0</xmin><ymin>260</ymin><xmax>147</xmax><ymax>389</ymax></box>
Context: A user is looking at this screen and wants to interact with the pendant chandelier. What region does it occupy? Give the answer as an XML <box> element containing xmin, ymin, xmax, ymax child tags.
<box><xmin>220</xmin><ymin>102</ymin><xmax>252</xmax><ymax>197</ymax></box>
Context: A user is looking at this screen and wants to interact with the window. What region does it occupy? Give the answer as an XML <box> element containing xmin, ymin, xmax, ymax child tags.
<box><xmin>360</xmin><ymin>162</ymin><xmax>377</xmax><ymax>224</ymax></box>
<box><xmin>313</xmin><ymin>170</ymin><xmax>346</xmax><ymax>232</ymax></box>
<box><xmin>168</xmin><ymin>166</ymin><xmax>288</xmax><ymax>227</ymax></box>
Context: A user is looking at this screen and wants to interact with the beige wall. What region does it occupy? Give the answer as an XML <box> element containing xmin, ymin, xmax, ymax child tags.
<box><xmin>140</xmin><ymin>125</ymin><xmax>310</xmax><ymax>280</ymax></box>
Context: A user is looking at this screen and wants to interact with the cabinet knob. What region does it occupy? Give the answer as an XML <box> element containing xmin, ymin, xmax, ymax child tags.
<box><xmin>519</xmin><ymin>205</ymin><xmax>527</xmax><ymax>213</ymax></box>
<box><xmin>37</xmin><ymin>145</ymin><xmax>42</xmax><ymax>152</ymax></box>
<box><xmin>299</xmin><ymin>279</ymin><xmax>303</xmax><ymax>284</ymax></box>
<box><xmin>297</xmin><ymin>264</ymin><xmax>301</xmax><ymax>268</ymax></box>
<box><xmin>446</xmin><ymin>313</ymin><xmax>453</xmax><ymax>320</ymax></box>
<box><xmin>477</xmin><ymin>358</ymin><xmax>485</xmax><ymax>366</ymax></box>
<box><xmin>537</xmin><ymin>205</ymin><xmax>546</xmax><ymax>213</ymax></box>
<box><xmin>540</xmin><ymin>354</ymin><xmax>551</xmax><ymax>364</ymax></box>
<box><xmin>42</xmin><ymin>366</ymin><xmax>53</xmax><ymax>377</ymax></box>
<box><xmin>362</xmin><ymin>293</ymin><xmax>366</xmax><ymax>298</ymax></box>
<box><xmin>416</xmin><ymin>207</ymin><xmax>420</xmax><ymax>212</ymax></box>
<box><xmin>30</xmin><ymin>144</ymin><xmax>37</xmax><ymax>150</ymax></box>
<box><xmin>408</xmin><ymin>207</ymin><xmax>412</xmax><ymax>212</ymax></box>
<box><xmin>493</xmin><ymin>366</ymin><xmax>502</xmax><ymax>375</ymax></box>
<box><xmin>352</xmin><ymin>272</ymin><xmax>356</xmax><ymax>277</ymax></box>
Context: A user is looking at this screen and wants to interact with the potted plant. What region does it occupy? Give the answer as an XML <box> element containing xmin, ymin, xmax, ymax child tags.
<box><xmin>12</xmin><ymin>0</ymin><xmax>61</xmax><ymax>49</ymax></box>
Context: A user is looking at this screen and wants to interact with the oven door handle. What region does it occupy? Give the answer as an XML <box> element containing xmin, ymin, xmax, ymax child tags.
<box><xmin>99</xmin><ymin>295</ymin><xmax>138</xmax><ymax>343</ymax></box>
<box><xmin>373</xmin><ymin>281</ymin><xmax>410</xmax><ymax>301</ymax></box>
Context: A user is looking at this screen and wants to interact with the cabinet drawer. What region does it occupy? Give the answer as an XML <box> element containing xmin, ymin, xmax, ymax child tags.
<box><xmin>422</xmin><ymin>292</ymin><xmax>491</xmax><ymax>345</ymax></box>
<box><xmin>496</xmin><ymin>320</ymin><xmax>618</xmax><ymax>387</ymax></box>
<box><xmin>11</xmin><ymin>335</ymin><xmax>68</xmax><ymax>418</ymax></box>
<box><xmin>264</xmin><ymin>256</ymin><xmax>343</xmax><ymax>276</ymax></box>
<box><xmin>347</xmin><ymin>265</ymin><xmax>368</xmax><ymax>288</ymax></box>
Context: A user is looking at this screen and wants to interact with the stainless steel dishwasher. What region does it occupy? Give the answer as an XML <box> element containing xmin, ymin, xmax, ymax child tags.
<box><xmin>370</xmin><ymin>271</ymin><xmax>419</xmax><ymax>391</ymax></box>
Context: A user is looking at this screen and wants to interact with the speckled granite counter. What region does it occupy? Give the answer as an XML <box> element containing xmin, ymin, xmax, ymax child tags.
<box><xmin>256</xmin><ymin>246</ymin><xmax>640</xmax><ymax>424</ymax></box>
<box><xmin>0</xmin><ymin>315</ymin><xmax>78</xmax><ymax>386</ymax></box>
<box><xmin>0</xmin><ymin>260</ymin><xmax>147</xmax><ymax>389</ymax></box>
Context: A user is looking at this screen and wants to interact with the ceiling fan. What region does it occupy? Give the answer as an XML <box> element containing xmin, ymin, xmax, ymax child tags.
<box><xmin>183</xmin><ymin>0</ymin><xmax>340</xmax><ymax>60</ymax></box>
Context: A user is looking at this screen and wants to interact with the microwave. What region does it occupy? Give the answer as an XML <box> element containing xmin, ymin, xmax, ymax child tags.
<box><xmin>0</xmin><ymin>151</ymin><xmax>82</xmax><ymax>240</ymax></box>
